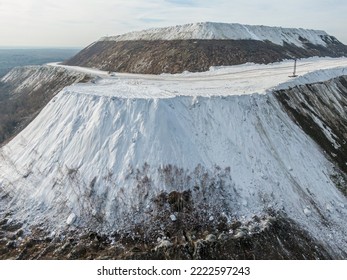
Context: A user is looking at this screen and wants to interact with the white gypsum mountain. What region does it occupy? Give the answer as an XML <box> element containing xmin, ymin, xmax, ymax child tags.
<box><xmin>0</xmin><ymin>58</ymin><xmax>347</xmax><ymax>257</ymax></box>
<box><xmin>66</xmin><ymin>22</ymin><xmax>347</xmax><ymax>77</ymax></box>
<box><xmin>101</xmin><ymin>22</ymin><xmax>331</xmax><ymax>47</ymax></box>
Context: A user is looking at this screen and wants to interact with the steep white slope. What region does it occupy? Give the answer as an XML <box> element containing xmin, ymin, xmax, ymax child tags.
<box><xmin>101</xmin><ymin>22</ymin><xmax>331</xmax><ymax>47</ymax></box>
<box><xmin>0</xmin><ymin>65</ymin><xmax>90</xmax><ymax>95</ymax></box>
<box><xmin>0</xmin><ymin>60</ymin><xmax>347</xmax><ymax>255</ymax></box>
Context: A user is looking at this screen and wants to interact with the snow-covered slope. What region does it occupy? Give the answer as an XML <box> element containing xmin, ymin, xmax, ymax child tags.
<box><xmin>0</xmin><ymin>65</ymin><xmax>91</xmax><ymax>145</ymax></box>
<box><xmin>1</xmin><ymin>58</ymin><xmax>347</xmax><ymax>257</ymax></box>
<box><xmin>101</xmin><ymin>22</ymin><xmax>332</xmax><ymax>47</ymax></box>
<box><xmin>1</xmin><ymin>65</ymin><xmax>90</xmax><ymax>95</ymax></box>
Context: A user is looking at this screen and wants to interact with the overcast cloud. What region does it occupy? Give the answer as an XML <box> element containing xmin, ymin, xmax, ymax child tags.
<box><xmin>0</xmin><ymin>0</ymin><xmax>346</xmax><ymax>47</ymax></box>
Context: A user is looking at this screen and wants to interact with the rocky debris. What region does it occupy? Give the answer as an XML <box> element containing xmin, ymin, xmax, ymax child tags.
<box><xmin>205</xmin><ymin>234</ymin><xmax>217</xmax><ymax>242</ymax></box>
<box><xmin>66</xmin><ymin>213</ymin><xmax>77</xmax><ymax>225</ymax></box>
<box><xmin>169</xmin><ymin>214</ymin><xmax>177</xmax><ymax>222</ymax></box>
<box><xmin>0</xmin><ymin>198</ymin><xmax>337</xmax><ymax>260</ymax></box>
<box><xmin>155</xmin><ymin>239</ymin><xmax>173</xmax><ymax>251</ymax></box>
<box><xmin>304</xmin><ymin>208</ymin><xmax>312</xmax><ymax>216</ymax></box>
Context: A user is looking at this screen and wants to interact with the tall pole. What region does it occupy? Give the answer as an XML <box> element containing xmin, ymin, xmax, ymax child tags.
<box><xmin>293</xmin><ymin>59</ymin><xmax>297</xmax><ymax>77</ymax></box>
<box><xmin>289</xmin><ymin>59</ymin><xmax>298</xmax><ymax>77</ymax></box>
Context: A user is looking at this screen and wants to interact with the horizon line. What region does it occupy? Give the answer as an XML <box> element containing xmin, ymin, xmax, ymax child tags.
<box><xmin>0</xmin><ymin>46</ymin><xmax>83</xmax><ymax>50</ymax></box>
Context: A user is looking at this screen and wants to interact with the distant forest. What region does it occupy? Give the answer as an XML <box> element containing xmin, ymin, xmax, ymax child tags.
<box><xmin>0</xmin><ymin>48</ymin><xmax>80</xmax><ymax>78</ymax></box>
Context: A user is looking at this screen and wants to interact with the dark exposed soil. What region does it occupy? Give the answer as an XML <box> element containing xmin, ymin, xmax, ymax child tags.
<box><xmin>0</xmin><ymin>214</ymin><xmax>333</xmax><ymax>260</ymax></box>
<box><xmin>0</xmin><ymin>191</ymin><xmax>336</xmax><ymax>260</ymax></box>
<box><xmin>64</xmin><ymin>39</ymin><xmax>347</xmax><ymax>74</ymax></box>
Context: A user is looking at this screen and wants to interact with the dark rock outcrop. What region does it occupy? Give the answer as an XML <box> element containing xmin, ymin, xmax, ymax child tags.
<box><xmin>64</xmin><ymin>39</ymin><xmax>347</xmax><ymax>74</ymax></box>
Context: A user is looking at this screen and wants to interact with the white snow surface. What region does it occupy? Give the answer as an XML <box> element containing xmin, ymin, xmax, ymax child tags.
<box><xmin>100</xmin><ymin>22</ymin><xmax>332</xmax><ymax>47</ymax></box>
<box><xmin>50</xmin><ymin>57</ymin><xmax>347</xmax><ymax>98</ymax></box>
<box><xmin>1</xmin><ymin>58</ymin><xmax>347</xmax><ymax>254</ymax></box>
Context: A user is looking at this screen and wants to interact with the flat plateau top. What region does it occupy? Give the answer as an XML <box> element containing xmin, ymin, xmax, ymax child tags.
<box><xmin>51</xmin><ymin>57</ymin><xmax>347</xmax><ymax>98</ymax></box>
<box><xmin>100</xmin><ymin>22</ymin><xmax>329</xmax><ymax>47</ymax></box>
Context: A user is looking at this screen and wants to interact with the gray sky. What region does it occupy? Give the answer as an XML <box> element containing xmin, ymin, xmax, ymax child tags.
<box><xmin>0</xmin><ymin>0</ymin><xmax>346</xmax><ymax>47</ymax></box>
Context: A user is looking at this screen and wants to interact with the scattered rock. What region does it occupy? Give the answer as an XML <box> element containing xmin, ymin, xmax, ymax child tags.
<box><xmin>233</xmin><ymin>228</ymin><xmax>248</xmax><ymax>239</ymax></box>
<box><xmin>205</xmin><ymin>234</ymin><xmax>216</xmax><ymax>242</ymax></box>
<box><xmin>155</xmin><ymin>240</ymin><xmax>172</xmax><ymax>251</ymax></box>
<box><xmin>304</xmin><ymin>208</ymin><xmax>312</xmax><ymax>216</ymax></box>
<box><xmin>66</xmin><ymin>213</ymin><xmax>77</xmax><ymax>225</ymax></box>
<box><xmin>0</xmin><ymin>214</ymin><xmax>335</xmax><ymax>260</ymax></box>
<box><xmin>170</xmin><ymin>214</ymin><xmax>177</xmax><ymax>222</ymax></box>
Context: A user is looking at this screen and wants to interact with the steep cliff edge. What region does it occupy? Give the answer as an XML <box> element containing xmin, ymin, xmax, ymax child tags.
<box><xmin>275</xmin><ymin>76</ymin><xmax>347</xmax><ymax>184</ymax></box>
